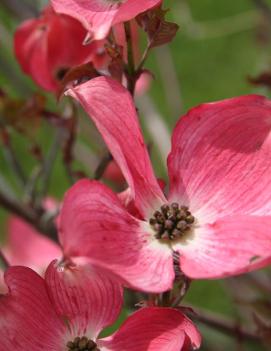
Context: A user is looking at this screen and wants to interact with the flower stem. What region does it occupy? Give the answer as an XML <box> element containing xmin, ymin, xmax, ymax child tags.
<box><xmin>0</xmin><ymin>189</ymin><xmax>58</xmax><ymax>241</ymax></box>
<box><xmin>124</xmin><ymin>21</ymin><xmax>137</xmax><ymax>96</ymax></box>
<box><xmin>38</xmin><ymin>127</ymin><xmax>66</xmax><ymax>201</ymax></box>
<box><xmin>1</xmin><ymin>127</ymin><xmax>27</xmax><ymax>187</ymax></box>
<box><xmin>136</xmin><ymin>42</ymin><xmax>151</xmax><ymax>73</ymax></box>
<box><xmin>94</xmin><ymin>152</ymin><xmax>112</xmax><ymax>180</ymax></box>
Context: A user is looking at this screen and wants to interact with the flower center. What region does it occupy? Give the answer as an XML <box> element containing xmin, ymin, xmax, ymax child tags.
<box><xmin>149</xmin><ymin>203</ymin><xmax>195</xmax><ymax>241</ymax></box>
<box><xmin>66</xmin><ymin>336</ymin><xmax>100</xmax><ymax>351</ymax></box>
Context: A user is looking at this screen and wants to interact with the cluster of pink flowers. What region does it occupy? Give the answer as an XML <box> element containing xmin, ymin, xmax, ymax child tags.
<box><xmin>1</xmin><ymin>0</ymin><xmax>271</xmax><ymax>350</ymax></box>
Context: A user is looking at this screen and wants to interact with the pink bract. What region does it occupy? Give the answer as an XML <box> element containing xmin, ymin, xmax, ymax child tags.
<box><xmin>0</xmin><ymin>205</ymin><xmax>61</xmax><ymax>292</ymax></box>
<box><xmin>60</xmin><ymin>77</ymin><xmax>271</xmax><ymax>293</ymax></box>
<box><xmin>0</xmin><ymin>264</ymin><xmax>200</xmax><ymax>350</ymax></box>
<box><xmin>14</xmin><ymin>5</ymin><xmax>105</xmax><ymax>92</ymax></box>
<box><xmin>2</xmin><ymin>216</ymin><xmax>61</xmax><ymax>272</ymax></box>
<box><xmin>51</xmin><ymin>0</ymin><xmax>162</xmax><ymax>41</ymax></box>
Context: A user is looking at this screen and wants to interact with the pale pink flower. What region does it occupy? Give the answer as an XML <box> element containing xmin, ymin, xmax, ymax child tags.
<box><xmin>2</xmin><ymin>216</ymin><xmax>61</xmax><ymax>272</ymax></box>
<box><xmin>0</xmin><ymin>199</ymin><xmax>61</xmax><ymax>292</ymax></box>
<box><xmin>14</xmin><ymin>5</ymin><xmax>105</xmax><ymax>92</ymax></box>
<box><xmin>58</xmin><ymin>77</ymin><xmax>271</xmax><ymax>293</ymax></box>
<box><xmin>51</xmin><ymin>0</ymin><xmax>162</xmax><ymax>41</ymax></box>
<box><xmin>0</xmin><ymin>263</ymin><xmax>200</xmax><ymax>350</ymax></box>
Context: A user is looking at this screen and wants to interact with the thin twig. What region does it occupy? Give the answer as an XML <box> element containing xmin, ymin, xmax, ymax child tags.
<box><xmin>62</xmin><ymin>114</ymin><xmax>77</xmax><ymax>185</ymax></box>
<box><xmin>24</xmin><ymin>165</ymin><xmax>43</xmax><ymax>202</ymax></box>
<box><xmin>38</xmin><ymin>127</ymin><xmax>66</xmax><ymax>200</ymax></box>
<box><xmin>136</xmin><ymin>42</ymin><xmax>152</xmax><ymax>73</ymax></box>
<box><xmin>0</xmin><ymin>173</ymin><xmax>16</xmax><ymax>198</ymax></box>
<box><xmin>94</xmin><ymin>152</ymin><xmax>112</xmax><ymax>180</ymax></box>
<box><xmin>3</xmin><ymin>145</ymin><xmax>27</xmax><ymax>187</ymax></box>
<box><xmin>0</xmin><ymin>190</ymin><xmax>58</xmax><ymax>241</ymax></box>
<box><xmin>171</xmin><ymin>278</ymin><xmax>191</xmax><ymax>307</ymax></box>
<box><xmin>251</xmin><ymin>0</ymin><xmax>271</xmax><ymax>23</ymax></box>
<box><xmin>1</xmin><ymin>128</ymin><xmax>27</xmax><ymax>187</ymax></box>
<box><xmin>189</xmin><ymin>307</ymin><xmax>260</xmax><ymax>343</ymax></box>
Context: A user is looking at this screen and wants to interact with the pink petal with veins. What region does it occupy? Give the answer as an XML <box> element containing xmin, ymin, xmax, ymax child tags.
<box><xmin>51</xmin><ymin>0</ymin><xmax>161</xmax><ymax>40</ymax></box>
<box><xmin>168</xmin><ymin>95</ymin><xmax>271</xmax><ymax>218</ymax></box>
<box><xmin>0</xmin><ymin>267</ymin><xmax>65</xmax><ymax>350</ymax></box>
<box><xmin>99</xmin><ymin>307</ymin><xmax>201</xmax><ymax>351</ymax></box>
<box><xmin>59</xmin><ymin>179</ymin><xmax>174</xmax><ymax>292</ymax></box>
<box><xmin>168</xmin><ymin>95</ymin><xmax>271</xmax><ymax>278</ymax></box>
<box><xmin>174</xmin><ymin>215</ymin><xmax>271</xmax><ymax>279</ymax></box>
<box><xmin>45</xmin><ymin>259</ymin><xmax>123</xmax><ymax>339</ymax></box>
<box><xmin>66</xmin><ymin>76</ymin><xmax>271</xmax><ymax>282</ymax></box>
<box><xmin>66</xmin><ymin>76</ymin><xmax>165</xmax><ymax>217</ymax></box>
<box><xmin>51</xmin><ymin>0</ymin><xmax>119</xmax><ymax>40</ymax></box>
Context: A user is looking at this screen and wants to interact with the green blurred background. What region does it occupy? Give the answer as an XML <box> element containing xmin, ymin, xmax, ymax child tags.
<box><xmin>1</xmin><ymin>0</ymin><xmax>271</xmax><ymax>349</ymax></box>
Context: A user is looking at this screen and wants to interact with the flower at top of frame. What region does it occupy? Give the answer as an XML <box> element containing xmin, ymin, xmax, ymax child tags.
<box><xmin>0</xmin><ymin>263</ymin><xmax>200</xmax><ymax>350</ymax></box>
<box><xmin>59</xmin><ymin>76</ymin><xmax>271</xmax><ymax>293</ymax></box>
<box><xmin>14</xmin><ymin>5</ymin><xmax>106</xmax><ymax>93</ymax></box>
<box><xmin>50</xmin><ymin>0</ymin><xmax>162</xmax><ymax>41</ymax></box>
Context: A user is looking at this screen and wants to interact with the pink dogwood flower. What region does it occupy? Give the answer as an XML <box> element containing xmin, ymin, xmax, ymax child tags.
<box><xmin>0</xmin><ymin>262</ymin><xmax>200</xmax><ymax>350</ymax></box>
<box><xmin>51</xmin><ymin>0</ymin><xmax>162</xmax><ymax>41</ymax></box>
<box><xmin>58</xmin><ymin>77</ymin><xmax>271</xmax><ymax>293</ymax></box>
<box><xmin>14</xmin><ymin>5</ymin><xmax>105</xmax><ymax>92</ymax></box>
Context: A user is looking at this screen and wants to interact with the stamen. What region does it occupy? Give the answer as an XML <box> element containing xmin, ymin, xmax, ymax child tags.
<box><xmin>66</xmin><ymin>336</ymin><xmax>100</xmax><ymax>351</ymax></box>
<box><xmin>149</xmin><ymin>203</ymin><xmax>195</xmax><ymax>241</ymax></box>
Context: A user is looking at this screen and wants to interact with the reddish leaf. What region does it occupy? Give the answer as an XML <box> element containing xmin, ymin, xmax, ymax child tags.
<box><xmin>137</xmin><ymin>8</ymin><xmax>179</xmax><ymax>48</ymax></box>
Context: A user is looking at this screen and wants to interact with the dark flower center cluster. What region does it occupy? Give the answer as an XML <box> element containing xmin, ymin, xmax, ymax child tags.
<box><xmin>149</xmin><ymin>203</ymin><xmax>195</xmax><ymax>241</ymax></box>
<box><xmin>67</xmin><ymin>336</ymin><xmax>100</xmax><ymax>351</ymax></box>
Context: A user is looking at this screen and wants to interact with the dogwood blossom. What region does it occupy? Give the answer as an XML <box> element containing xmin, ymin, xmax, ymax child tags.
<box><xmin>0</xmin><ymin>263</ymin><xmax>200</xmax><ymax>350</ymax></box>
<box><xmin>59</xmin><ymin>77</ymin><xmax>271</xmax><ymax>292</ymax></box>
